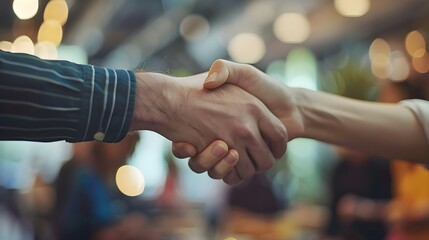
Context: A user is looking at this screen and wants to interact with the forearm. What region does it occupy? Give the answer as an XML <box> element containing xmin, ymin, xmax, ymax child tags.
<box><xmin>294</xmin><ymin>88</ymin><xmax>429</xmax><ymax>163</ymax></box>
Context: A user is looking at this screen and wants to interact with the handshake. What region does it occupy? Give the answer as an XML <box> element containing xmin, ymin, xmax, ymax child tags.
<box><xmin>130</xmin><ymin>59</ymin><xmax>429</xmax><ymax>185</ymax></box>
<box><xmin>130</xmin><ymin>59</ymin><xmax>301</xmax><ymax>185</ymax></box>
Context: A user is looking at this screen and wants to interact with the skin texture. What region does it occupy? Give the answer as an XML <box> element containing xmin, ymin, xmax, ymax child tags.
<box><xmin>129</xmin><ymin>71</ymin><xmax>287</xmax><ymax>185</ymax></box>
<box><xmin>173</xmin><ymin>59</ymin><xmax>429</xmax><ymax>184</ymax></box>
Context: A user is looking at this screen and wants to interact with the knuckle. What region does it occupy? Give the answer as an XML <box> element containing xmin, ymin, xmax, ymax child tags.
<box><xmin>245</xmin><ymin>102</ymin><xmax>262</xmax><ymax>116</ymax></box>
<box><xmin>188</xmin><ymin>161</ymin><xmax>205</xmax><ymax>174</ymax></box>
<box><xmin>236</xmin><ymin>124</ymin><xmax>255</xmax><ymax>140</ymax></box>
<box><xmin>223</xmin><ymin>176</ymin><xmax>241</xmax><ymax>186</ymax></box>
<box><xmin>172</xmin><ymin>148</ymin><xmax>186</xmax><ymax>159</ymax></box>
<box><xmin>208</xmin><ymin>170</ymin><xmax>222</xmax><ymax>180</ymax></box>
<box><xmin>276</xmin><ymin>125</ymin><xmax>288</xmax><ymax>143</ymax></box>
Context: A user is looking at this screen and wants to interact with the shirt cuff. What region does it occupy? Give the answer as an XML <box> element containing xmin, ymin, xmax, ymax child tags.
<box><xmin>70</xmin><ymin>66</ymin><xmax>136</xmax><ymax>143</ymax></box>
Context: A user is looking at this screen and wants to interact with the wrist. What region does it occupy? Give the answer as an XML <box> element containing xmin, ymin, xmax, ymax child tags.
<box><xmin>130</xmin><ymin>72</ymin><xmax>175</xmax><ymax>134</ymax></box>
<box><xmin>286</xmin><ymin>87</ymin><xmax>310</xmax><ymax>139</ymax></box>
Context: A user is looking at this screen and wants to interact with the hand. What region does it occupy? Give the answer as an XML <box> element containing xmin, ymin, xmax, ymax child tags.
<box><xmin>203</xmin><ymin>59</ymin><xmax>305</xmax><ymax>139</ymax></box>
<box><xmin>131</xmin><ymin>71</ymin><xmax>287</xmax><ymax>184</ymax></box>
<box><xmin>173</xmin><ymin>60</ymin><xmax>305</xmax><ymax>183</ymax></box>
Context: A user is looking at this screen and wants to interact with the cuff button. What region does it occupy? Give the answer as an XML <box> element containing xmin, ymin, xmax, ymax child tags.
<box><xmin>94</xmin><ymin>132</ymin><xmax>105</xmax><ymax>141</ymax></box>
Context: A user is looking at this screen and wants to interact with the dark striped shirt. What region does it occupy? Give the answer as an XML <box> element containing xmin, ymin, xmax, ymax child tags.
<box><xmin>0</xmin><ymin>50</ymin><xmax>136</xmax><ymax>143</ymax></box>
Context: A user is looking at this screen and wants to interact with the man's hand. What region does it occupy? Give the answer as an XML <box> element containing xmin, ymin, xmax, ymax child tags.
<box><xmin>130</xmin><ymin>71</ymin><xmax>288</xmax><ymax>185</ymax></box>
<box><xmin>172</xmin><ymin>59</ymin><xmax>305</xmax><ymax>184</ymax></box>
<box><xmin>203</xmin><ymin>59</ymin><xmax>304</xmax><ymax>138</ymax></box>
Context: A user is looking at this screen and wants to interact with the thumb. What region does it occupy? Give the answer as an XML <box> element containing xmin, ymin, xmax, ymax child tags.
<box><xmin>203</xmin><ymin>59</ymin><xmax>233</xmax><ymax>89</ymax></box>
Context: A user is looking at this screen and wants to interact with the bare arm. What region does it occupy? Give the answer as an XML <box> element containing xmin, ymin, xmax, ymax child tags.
<box><xmin>294</xmin><ymin>88</ymin><xmax>428</xmax><ymax>163</ymax></box>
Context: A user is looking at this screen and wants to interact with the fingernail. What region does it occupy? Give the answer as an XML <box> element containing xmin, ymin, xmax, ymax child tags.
<box><xmin>211</xmin><ymin>143</ymin><xmax>227</xmax><ymax>158</ymax></box>
<box><xmin>205</xmin><ymin>72</ymin><xmax>218</xmax><ymax>84</ymax></box>
<box><xmin>225</xmin><ymin>151</ymin><xmax>238</xmax><ymax>165</ymax></box>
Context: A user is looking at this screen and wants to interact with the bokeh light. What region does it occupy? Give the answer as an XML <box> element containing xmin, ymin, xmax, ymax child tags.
<box><xmin>11</xmin><ymin>35</ymin><xmax>34</xmax><ymax>55</ymax></box>
<box><xmin>13</xmin><ymin>0</ymin><xmax>39</xmax><ymax>20</ymax></box>
<box><xmin>37</xmin><ymin>20</ymin><xmax>63</xmax><ymax>46</ymax></box>
<box><xmin>244</xmin><ymin>0</ymin><xmax>275</xmax><ymax>25</ymax></box>
<box><xmin>389</xmin><ymin>51</ymin><xmax>410</xmax><ymax>82</ymax></box>
<box><xmin>57</xmin><ymin>45</ymin><xmax>88</xmax><ymax>64</ymax></box>
<box><xmin>266</xmin><ymin>60</ymin><xmax>286</xmax><ymax>81</ymax></box>
<box><xmin>180</xmin><ymin>14</ymin><xmax>210</xmax><ymax>42</ymax></box>
<box><xmin>285</xmin><ymin>48</ymin><xmax>317</xmax><ymax>90</ymax></box>
<box><xmin>369</xmin><ymin>38</ymin><xmax>391</xmax><ymax>79</ymax></box>
<box><xmin>405</xmin><ymin>30</ymin><xmax>426</xmax><ymax>58</ymax></box>
<box><xmin>334</xmin><ymin>0</ymin><xmax>370</xmax><ymax>17</ymax></box>
<box><xmin>412</xmin><ymin>52</ymin><xmax>429</xmax><ymax>73</ymax></box>
<box><xmin>44</xmin><ymin>0</ymin><xmax>69</xmax><ymax>26</ymax></box>
<box><xmin>0</xmin><ymin>41</ymin><xmax>13</xmax><ymax>52</ymax></box>
<box><xmin>34</xmin><ymin>41</ymin><xmax>58</xmax><ymax>60</ymax></box>
<box><xmin>227</xmin><ymin>33</ymin><xmax>266</xmax><ymax>64</ymax></box>
<box><xmin>116</xmin><ymin>165</ymin><xmax>145</xmax><ymax>197</ymax></box>
<box><xmin>273</xmin><ymin>13</ymin><xmax>311</xmax><ymax>44</ymax></box>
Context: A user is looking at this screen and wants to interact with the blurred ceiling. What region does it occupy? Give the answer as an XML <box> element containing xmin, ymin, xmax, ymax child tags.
<box><xmin>1</xmin><ymin>0</ymin><xmax>429</xmax><ymax>72</ymax></box>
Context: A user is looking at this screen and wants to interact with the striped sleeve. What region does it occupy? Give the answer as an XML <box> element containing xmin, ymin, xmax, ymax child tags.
<box><xmin>0</xmin><ymin>50</ymin><xmax>136</xmax><ymax>143</ymax></box>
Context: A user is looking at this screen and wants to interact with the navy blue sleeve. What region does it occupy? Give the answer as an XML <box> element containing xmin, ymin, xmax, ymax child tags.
<box><xmin>0</xmin><ymin>50</ymin><xmax>136</xmax><ymax>143</ymax></box>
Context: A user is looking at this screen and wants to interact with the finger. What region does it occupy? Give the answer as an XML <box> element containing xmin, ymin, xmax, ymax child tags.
<box><xmin>204</xmin><ymin>60</ymin><xmax>282</xmax><ymax>109</ymax></box>
<box><xmin>203</xmin><ymin>59</ymin><xmax>230</xmax><ymax>89</ymax></box>
<box><xmin>232</xmin><ymin>145</ymin><xmax>256</xmax><ymax>180</ymax></box>
<box><xmin>246</xmin><ymin>134</ymin><xmax>276</xmax><ymax>173</ymax></box>
<box><xmin>258</xmin><ymin>109</ymin><xmax>288</xmax><ymax>159</ymax></box>
<box><xmin>204</xmin><ymin>59</ymin><xmax>256</xmax><ymax>90</ymax></box>
<box><xmin>188</xmin><ymin>140</ymin><xmax>229</xmax><ymax>174</ymax></box>
<box><xmin>223</xmin><ymin>167</ymin><xmax>243</xmax><ymax>185</ymax></box>
<box><xmin>172</xmin><ymin>142</ymin><xmax>197</xmax><ymax>158</ymax></box>
<box><xmin>208</xmin><ymin>149</ymin><xmax>239</xmax><ymax>179</ymax></box>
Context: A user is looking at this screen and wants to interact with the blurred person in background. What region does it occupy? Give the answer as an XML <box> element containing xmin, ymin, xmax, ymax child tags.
<box><xmin>324</xmin><ymin>148</ymin><xmax>392</xmax><ymax>240</ymax></box>
<box><xmin>0</xmin><ymin>185</ymin><xmax>33</xmax><ymax>240</ymax></box>
<box><xmin>387</xmin><ymin>161</ymin><xmax>429</xmax><ymax>240</ymax></box>
<box><xmin>54</xmin><ymin>134</ymin><xmax>159</xmax><ymax>240</ymax></box>
<box><xmin>218</xmin><ymin>173</ymin><xmax>287</xmax><ymax>239</ymax></box>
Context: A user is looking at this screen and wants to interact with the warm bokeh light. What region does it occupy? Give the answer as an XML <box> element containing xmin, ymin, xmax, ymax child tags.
<box><xmin>389</xmin><ymin>51</ymin><xmax>410</xmax><ymax>82</ymax></box>
<box><xmin>369</xmin><ymin>38</ymin><xmax>391</xmax><ymax>79</ymax></box>
<box><xmin>273</xmin><ymin>13</ymin><xmax>311</xmax><ymax>44</ymax></box>
<box><xmin>0</xmin><ymin>41</ymin><xmax>13</xmax><ymax>52</ymax></box>
<box><xmin>12</xmin><ymin>35</ymin><xmax>34</xmax><ymax>55</ymax></box>
<box><xmin>37</xmin><ymin>20</ymin><xmax>63</xmax><ymax>46</ymax></box>
<box><xmin>369</xmin><ymin>38</ymin><xmax>391</xmax><ymax>60</ymax></box>
<box><xmin>34</xmin><ymin>41</ymin><xmax>58</xmax><ymax>60</ymax></box>
<box><xmin>13</xmin><ymin>0</ymin><xmax>39</xmax><ymax>20</ymax></box>
<box><xmin>179</xmin><ymin>14</ymin><xmax>210</xmax><ymax>42</ymax></box>
<box><xmin>334</xmin><ymin>0</ymin><xmax>370</xmax><ymax>17</ymax></box>
<box><xmin>227</xmin><ymin>33</ymin><xmax>265</xmax><ymax>64</ymax></box>
<box><xmin>116</xmin><ymin>165</ymin><xmax>145</xmax><ymax>197</ymax></box>
<box><xmin>371</xmin><ymin>62</ymin><xmax>390</xmax><ymax>79</ymax></box>
<box><xmin>405</xmin><ymin>30</ymin><xmax>426</xmax><ymax>58</ymax></box>
<box><xmin>224</xmin><ymin>237</ymin><xmax>238</xmax><ymax>240</ymax></box>
<box><xmin>44</xmin><ymin>0</ymin><xmax>69</xmax><ymax>26</ymax></box>
<box><xmin>412</xmin><ymin>51</ymin><xmax>429</xmax><ymax>73</ymax></box>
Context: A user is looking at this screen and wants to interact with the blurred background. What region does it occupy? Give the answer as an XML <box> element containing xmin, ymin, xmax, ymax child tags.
<box><xmin>1</xmin><ymin>0</ymin><xmax>429</xmax><ymax>239</ymax></box>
